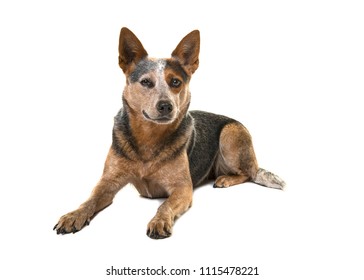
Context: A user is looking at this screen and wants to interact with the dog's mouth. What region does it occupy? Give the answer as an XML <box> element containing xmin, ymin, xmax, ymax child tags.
<box><xmin>142</xmin><ymin>110</ymin><xmax>173</xmax><ymax>124</ymax></box>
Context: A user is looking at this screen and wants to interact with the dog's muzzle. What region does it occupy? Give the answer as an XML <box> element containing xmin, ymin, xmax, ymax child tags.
<box><xmin>142</xmin><ymin>100</ymin><xmax>174</xmax><ymax>123</ymax></box>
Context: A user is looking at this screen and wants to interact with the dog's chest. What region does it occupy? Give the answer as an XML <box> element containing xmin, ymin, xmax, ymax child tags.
<box><xmin>130</xmin><ymin>175</ymin><xmax>170</xmax><ymax>199</ymax></box>
<box><xmin>120</xmin><ymin>160</ymin><xmax>167</xmax><ymax>198</ymax></box>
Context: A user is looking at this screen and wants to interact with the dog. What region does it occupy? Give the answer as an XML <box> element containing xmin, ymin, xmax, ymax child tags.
<box><xmin>54</xmin><ymin>27</ymin><xmax>285</xmax><ymax>239</ymax></box>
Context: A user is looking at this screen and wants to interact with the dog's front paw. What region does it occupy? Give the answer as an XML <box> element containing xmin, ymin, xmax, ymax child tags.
<box><xmin>53</xmin><ymin>208</ymin><xmax>92</xmax><ymax>235</ymax></box>
<box><xmin>147</xmin><ymin>215</ymin><xmax>173</xmax><ymax>239</ymax></box>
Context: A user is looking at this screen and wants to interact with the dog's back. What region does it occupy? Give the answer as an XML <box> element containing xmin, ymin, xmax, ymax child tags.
<box><xmin>187</xmin><ymin>111</ymin><xmax>237</xmax><ymax>186</ymax></box>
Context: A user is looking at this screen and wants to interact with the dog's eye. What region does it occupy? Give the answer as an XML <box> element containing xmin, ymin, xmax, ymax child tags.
<box><xmin>140</xmin><ymin>78</ymin><xmax>154</xmax><ymax>88</ymax></box>
<box><xmin>170</xmin><ymin>78</ymin><xmax>182</xmax><ymax>88</ymax></box>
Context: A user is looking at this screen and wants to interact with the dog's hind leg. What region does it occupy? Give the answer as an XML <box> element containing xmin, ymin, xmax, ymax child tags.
<box><xmin>213</xmin><ymin>122</ymin><xmax>285</xmax><ymax>189</ymax></box>
<box><xmin>213</xmin><ymin>122</ymin><xmax>258</xmax><ymax>188</ymax></box>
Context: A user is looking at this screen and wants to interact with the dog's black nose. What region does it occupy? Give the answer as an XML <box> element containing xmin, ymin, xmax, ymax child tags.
<box><xmin>157</xmin><ymin>101</ymin><xmax>173</xmax><ymax>116</ymax></box>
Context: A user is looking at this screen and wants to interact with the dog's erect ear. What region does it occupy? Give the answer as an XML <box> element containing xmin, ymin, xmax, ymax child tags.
<box><xmin>118</xmin><ymin>27</ymin><xmax>148</xmax><ymax>73</ymax></box>
<box><xmin>171</xmin><ymin>30</ymin><xmax>200</xmax><ymax>75</ymax></box>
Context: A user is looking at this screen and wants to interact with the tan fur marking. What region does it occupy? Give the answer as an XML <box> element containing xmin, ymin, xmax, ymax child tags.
<box><xmin>214</xmin><ymin>122</ymin><xmax>258</xmax><ymax>187</ymax></box>
<box><xmin>164</xmin><ymin>68</ymin><xmax>186</xmax><ymax>94</ymax></box>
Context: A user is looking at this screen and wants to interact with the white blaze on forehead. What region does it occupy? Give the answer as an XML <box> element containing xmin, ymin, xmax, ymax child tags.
<box><xmin>144</xmin><ymin>58</ymin><xmax>169</xmax><ymax>90</ymax></box>
<box><xmin>157</xmin><ymin>59</ymin><xmax>166</xmax><ymax>72</ymax></box>
<box><xmin>154</xmin><ymin>59</ymin><xmax>168</xmax><ymax>90</ymax></box>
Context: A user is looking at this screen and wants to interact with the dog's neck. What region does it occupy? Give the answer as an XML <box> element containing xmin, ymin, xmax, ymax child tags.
<box><xmin>131</xmin><ymin>111</ymin><xmax>180</xmax><ymax>146</ymax></box>
<box><xmin>116</xmin><ymin>101</ymin><xmax>192</xmax><ymax>162</ymax></box>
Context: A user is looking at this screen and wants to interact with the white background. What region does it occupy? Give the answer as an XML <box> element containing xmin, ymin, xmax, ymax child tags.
<box><xmin>1</xmin><ymin>0</ymin><xmax>363</xmax><ymax>279</ymax></box>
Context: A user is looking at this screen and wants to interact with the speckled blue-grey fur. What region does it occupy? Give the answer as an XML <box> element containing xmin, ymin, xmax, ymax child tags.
<box><xmin>129</xmin><ymin>59</ymin><xmax>188</xmax><ymax>84</ymax></box>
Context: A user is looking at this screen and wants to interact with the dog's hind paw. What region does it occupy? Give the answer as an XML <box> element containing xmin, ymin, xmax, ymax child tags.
<box><xmin>213</xmin><ymin>174</ymin><xmax>249</xmax><ymax>188</ymax></box>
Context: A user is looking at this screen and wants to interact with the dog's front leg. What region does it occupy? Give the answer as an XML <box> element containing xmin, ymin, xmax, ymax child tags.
<box><xmin>54</xmin><ymin>148</ymin><xmax>128</xmax><ymax>234</ymax></box>
<box><xmin>147</xmin><ymin>183</ymin><xmax>193</xmax><ymax>239</ymax></box>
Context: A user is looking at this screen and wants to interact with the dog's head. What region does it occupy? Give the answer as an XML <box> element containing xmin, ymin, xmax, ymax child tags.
<box><xmin>118</xmin><ymin>27</ymin><xmax>200</xmax><ymax>124</ymax></box>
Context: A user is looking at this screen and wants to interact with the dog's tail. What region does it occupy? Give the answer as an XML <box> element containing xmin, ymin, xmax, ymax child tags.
<box><xmin>252</xmin><ymin>168</ymin><xmax>286</xmax><ymax>190</ymax></box>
